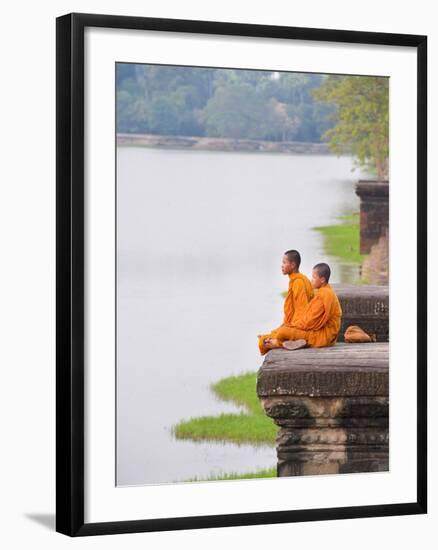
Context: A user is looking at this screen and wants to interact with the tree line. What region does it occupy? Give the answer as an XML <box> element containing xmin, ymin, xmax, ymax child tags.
<box><xmin>117</xmin><ymin>64</ymin><xmax>388</xmax><ymax>178</ymax></box>
<box><xmin>117</xmin><ymin>65</ymin><xmax>335</xmax><ymax>143</ymax></box>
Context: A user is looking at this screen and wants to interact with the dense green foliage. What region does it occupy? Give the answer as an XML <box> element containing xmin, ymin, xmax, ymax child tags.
<box><xmin>117</xmin><ymin>65</ymin><xmax>335</xmax><ymax>142</ymax></box>
<box><xmin>172</xmin><ymin>371</ymin><xmax>277</xmax><ymax>445</ymax></box>
<box><xmin>312</xmin><ymin>76</ymin><xmax>389</xmax><ymax>178</ymax></box>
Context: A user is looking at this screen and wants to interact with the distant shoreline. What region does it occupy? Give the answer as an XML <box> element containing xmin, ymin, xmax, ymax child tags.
<box><xmin>117</xmin><ymin>133</ymin><xmax>333</xmax><ymax>155</ymax></box>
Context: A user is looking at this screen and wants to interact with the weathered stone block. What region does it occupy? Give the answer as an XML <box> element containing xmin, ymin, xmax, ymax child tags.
<box><xmin>257</xmin><ymin>344</ymin><xmax>389</xmax><ymax>477</ymax></box>
<box><xmin>355</xmin><ymin>180</ymin><xmax>389</xmax><ymax>254</ymax></box>
<box><xmin>333</xmin><ymin>284</ymin><xmax>389</xmax><ymax>342</ymax></box>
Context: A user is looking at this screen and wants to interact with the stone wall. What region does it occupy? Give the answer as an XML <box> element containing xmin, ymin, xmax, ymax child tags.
<box><xmin>361</xmin><ymin>230</ymin><xmax>389</xmax><ymax>285</ymax></box>
<box><xmin>334</xmin><ymin>284</ymin><xmax>388</xmax><ymax>342</ymax></box>
<box><xmin>355</xmin><ymin>180</ymin><xmax>389</xmax><ymax>255</ymax></box>
<box><xmin>117</xmin><ymin>133</ymin><xmax>331</xmax><ymax>154</ymax></box>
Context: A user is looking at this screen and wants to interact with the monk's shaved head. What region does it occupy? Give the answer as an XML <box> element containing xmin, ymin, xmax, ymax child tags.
<box><xmin>284</xmin><ymin>250</ymin><xmax>301</xmax><ymax>269</ymax></box>
<box><xmin>313</xmin><ymin>262</ymin><xmax>331</xmax><ymax>282</ymax></box>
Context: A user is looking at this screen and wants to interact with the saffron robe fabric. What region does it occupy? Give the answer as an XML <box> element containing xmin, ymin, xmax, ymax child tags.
<box><xmin>258</xmin><ymin>272</ymin><xmax>314</xmax><ymax>355</ymax></box>
<box><xmin>273</xmin><ymin>284</ymin><xmax>342</xmax><ymax>348</ymax></box>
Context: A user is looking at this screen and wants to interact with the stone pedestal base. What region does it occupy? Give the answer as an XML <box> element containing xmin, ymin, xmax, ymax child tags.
<box><xmin>257</xmin><ymin>344</ymin><xmax>389</xmax><ymax>477</ymax></box>
<box><xmin>264</xmin><ymin>396</ymin><xmax>389</xmax><ymax>476</ymax></box>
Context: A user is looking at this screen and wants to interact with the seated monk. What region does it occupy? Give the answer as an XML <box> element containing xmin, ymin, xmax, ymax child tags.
<box><xmin>257</xmin><ymin>249</ymin><xmax>313</xmax><ymax>356</ymax></box>
<box><xmin>265</xmin><ymin>262</ymin><xmax>342</xmax><ymax>351</ymax></box>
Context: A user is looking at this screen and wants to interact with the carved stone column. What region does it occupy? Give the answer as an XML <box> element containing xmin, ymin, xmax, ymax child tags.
<box><xmin>256</xmin><ymin>344</ymin><xmax>389</xmax><ymax>477</ymax></box>
<box><xmin>355</xmin><ymin>180</ymin><xmax>389</xmax><ymax>254</ymax></box>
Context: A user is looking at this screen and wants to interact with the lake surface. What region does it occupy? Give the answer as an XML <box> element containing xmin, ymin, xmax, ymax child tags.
<box><xmin>116</xmin><ymin>146</ymin><xmax>367</xmax><ymax>486</ymax></box>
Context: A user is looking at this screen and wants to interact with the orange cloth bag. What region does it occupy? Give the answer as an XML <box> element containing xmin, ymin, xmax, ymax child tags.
<box><xmin>344</xmin><ymin>325</ymin><xmax>376</xmax><ymax>343</ymax></box>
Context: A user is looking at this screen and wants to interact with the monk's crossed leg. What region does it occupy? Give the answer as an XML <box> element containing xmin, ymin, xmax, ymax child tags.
<box><xmin>274</xmin><ymin>326</ymin><xmax>309</xmax><ymax>346</ymax></box>
<box><xmin>258</xmin><ymin>326</ymin><xmax>310</xmax><ymax>354</ymax></box>
<box><xmin>258</xmin><ymin>327</ymin><xmax>284</xmax><ymax>355</ymax></box>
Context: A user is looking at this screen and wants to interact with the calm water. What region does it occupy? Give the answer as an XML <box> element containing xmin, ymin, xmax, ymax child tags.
<box><xmin>116</xmin><ymin>147</ymin><xmax>367</xmax><ymax>486</ymax></box>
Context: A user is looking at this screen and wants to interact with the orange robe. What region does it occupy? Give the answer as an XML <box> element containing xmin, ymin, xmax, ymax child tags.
<box><xmin>274</xmin><ymin>284</ymin><xmax>342</xmax><ymax>348</ymax></box>
<box><xmin>258</xmin><ymin>272</ymin><xmax>314</xmax><ymax>355</ymax></box>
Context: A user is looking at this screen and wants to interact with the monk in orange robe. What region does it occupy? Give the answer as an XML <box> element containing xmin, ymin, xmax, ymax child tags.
<box><xmin>265</xmin><ymin>262</ymin><xmax>342</xmax><ymax>350</ymax></box>
<box><xmin>257</xmin><ymin>250</ymin><xmax>313</xmax><ymax>356</ymax></box>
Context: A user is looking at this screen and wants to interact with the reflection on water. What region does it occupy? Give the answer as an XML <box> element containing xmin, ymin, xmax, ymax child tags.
<box><xmin>116</xmin><ymin>147</ymin><xmax>368</xmax><ymax>486</ymax></box>
<box><xmin>330</xmin><ymin>261</ymin><xmax>360</xmax><ymax>284</ymax></box>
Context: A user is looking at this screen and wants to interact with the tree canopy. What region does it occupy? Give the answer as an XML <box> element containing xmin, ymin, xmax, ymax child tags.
<box><xmin>116</xmin><ymin>65</ymin><xmax>335</xmax><ymax>143</ymax></box>
<box><xmin>117</xmin><ymin>65</ymin><xmax>389</xmax><ymax>177</ymax></box>
<box><xmin>312</xmin><ymin>75</ymin><xmax>389</xmax><ymax>178</ymax></box>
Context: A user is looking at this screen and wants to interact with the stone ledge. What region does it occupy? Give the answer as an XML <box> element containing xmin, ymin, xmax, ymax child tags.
<box><xmin>355</xmin><ymin>180</ymin><xmax>389</xmax><ymax>199</ymax></box>
<box><xmin>257</xmin><ymin>343</ymin><xmax>389</xmax><ymax>397</ymax></box>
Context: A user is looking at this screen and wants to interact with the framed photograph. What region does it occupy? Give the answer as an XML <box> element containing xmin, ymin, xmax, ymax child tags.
<box><xmin>56</xmin><ymin>12</ymin><xmax>427</xmax><ymax>536</ymax></box>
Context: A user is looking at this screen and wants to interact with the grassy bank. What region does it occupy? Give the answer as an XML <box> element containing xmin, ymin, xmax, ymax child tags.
<box><xmin>172</xmin><ymin>372</ymin><xmax>277</xmax><ymax>446</ymax></box>
<box><xmin>313</xmin><ymin>213</ymin><xmax>364</xmax><ymax>264</ymax></box>
<box><xmin>184</xmin><ymin>467</ymin><xmax>277</xmax><ymax>482</ymax></box>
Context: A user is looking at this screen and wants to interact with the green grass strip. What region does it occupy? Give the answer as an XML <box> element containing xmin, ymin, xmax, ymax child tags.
<box><xmin>184</xmin><ymin>467</ymin><xmax>277</xmax><ymax>482</ymax></box>
<box><xmin>313</xmin><ymin>212</ymin><xmax>364</xmax><ymax>264</ymax></box>
<box><xmin>212</xmin><ymin>371</ymin><xmax>265</xmax><ymax>416</ymax></box>
<box><xmin>172</xmin><ymin>372</ymin><xmax>277</xmax><ymax>445</ymax></box>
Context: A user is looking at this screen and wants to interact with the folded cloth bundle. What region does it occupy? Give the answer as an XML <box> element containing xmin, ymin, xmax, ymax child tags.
<box><xmin>344</xmin><ymin>325</ymin><xmax>376</xmax><ymax>343</ymax></box>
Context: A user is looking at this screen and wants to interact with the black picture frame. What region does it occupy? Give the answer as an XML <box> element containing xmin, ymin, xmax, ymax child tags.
<box><xmin>56</xmin><ymin>12</ymin><xmax>427</xmax><ymax>537</ymax></box>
